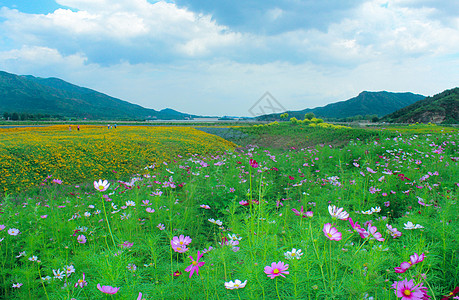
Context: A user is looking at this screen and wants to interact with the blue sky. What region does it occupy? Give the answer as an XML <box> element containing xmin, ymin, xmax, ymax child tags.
<box><xmin>0</xmin><ymin>0</ymin><xmax>458</xmax><ymax>116</ymax></box>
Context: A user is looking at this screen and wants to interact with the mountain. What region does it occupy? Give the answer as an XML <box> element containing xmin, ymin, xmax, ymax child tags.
<box><xmin>0</xmin><ymin>71</ymin><xmax>195</xmax><ymax>120</ymax></box>
<box><xmin>382</xmin><ymin>87</ymin><xmax>459</xmax><ymax>124</ymax></box>
<box><xmin>257</xmin><ymin>91</ymin><xmax>425</xmax><ymax>121</ymax></box>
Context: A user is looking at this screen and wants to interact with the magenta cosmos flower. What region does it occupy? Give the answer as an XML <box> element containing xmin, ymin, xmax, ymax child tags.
<box><xmin>391</xmin><ymin>278</ymin><xmax>430</xmax><ymax>300</ymax></box>
<box><xmin>249</xmin><ymin>159</ymin><xmax>258</xmax><ymax>168</ymax></box>
<box><xmin>291</xmin><ymin>206</ymin><xmax>313</xmax><ymax>218</ymax></box>
<box><xmin>323</xmin><ymin>223</ymin><xmax>342</xmax><ymax>241</ymax></box>
<box><xmin>97</xmin><ymin>283</ymin><xmax>120</xmax><ymax>294</ymax></box>
<box><xmin>94</xmin><ymin>179</ymin><xmax>110</xmax><ymax>192</ymax></box>
<box><xmin>74</xmin><ymin>273</ymin><xmax>87</xmax><ymax>288</ymax></box>
<box><xmin>264</xmin><ymin>261</ymin><xmax>289</xmax><ymax>279</ymax></box>
<box><xmin>171</xmin><ymin>235</ymin><xmax>192</xmax><ymax>253</ymax></box>
<box><xmin>395</xmin><ymin>253</ymin><xmax>425</xmax><ymax>273</ymax></box>
<box><xmin>184</xmin><ymin>250</ymin><xmax>205</xmax><ymax>278</ymax></box>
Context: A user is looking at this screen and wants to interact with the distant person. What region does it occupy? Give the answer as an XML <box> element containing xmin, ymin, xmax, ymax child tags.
<box><xmin>108</xmin><ymin>124</ymin><xmax>110</xmax><ymax>129</ymax></box>
<box><xmin>69</xmin><ymin>125</ymin><xmax>71</xmax><ymax>131</ymax></box>
<box><xmin>114</xmin><ymin>124</ymin><xmax>117</xmax><ymax>129</ymax></box>
<box><xmin>77</xmin><ymin>125</ymin><xmax>80</xmax><ymax>131</ymax></box>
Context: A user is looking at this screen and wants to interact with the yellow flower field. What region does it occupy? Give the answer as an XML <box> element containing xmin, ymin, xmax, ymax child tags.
<box><xmin>0</xmin><ymin>125</ymin><xmax>235</xmax><ymax>194</ymax></box>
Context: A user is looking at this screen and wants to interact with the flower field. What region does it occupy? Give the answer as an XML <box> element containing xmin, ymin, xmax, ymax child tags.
<box><xmin>0</xmin><ymin>125</ymin><xmax>235</xmax><ymax>195</ymax></box>
<box><xmin>0</xmin><ymin>124</ymin><xmax>458</xmax><ymax>299</ymax></box>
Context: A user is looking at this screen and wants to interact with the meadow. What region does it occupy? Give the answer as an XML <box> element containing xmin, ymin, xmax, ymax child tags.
<box><xmin>0</xmin><ymin>122</ymin><xmax>458</xmax><ymax>299</ymax></box>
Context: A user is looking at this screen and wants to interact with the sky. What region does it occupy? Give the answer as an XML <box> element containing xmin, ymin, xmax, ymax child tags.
<box><xmin>0</xmin><ymin>0</ymin><xmax>458</xmax><ymax>117</ymax></box>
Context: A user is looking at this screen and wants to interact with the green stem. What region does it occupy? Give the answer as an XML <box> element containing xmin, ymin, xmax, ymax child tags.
<box><xmin>37</xmin><ymin>263</ymin><xmax>50</xmax><ymax>300</ymax></box>
<box><xmin>101</xmin><ymin>197</ymin><xmax>116</xmax><ymax>248</ymax></box>
<box><xmin>275</xmin><ymin>277</ymin><xmax>281</xmax><ymax>300</ymax></box>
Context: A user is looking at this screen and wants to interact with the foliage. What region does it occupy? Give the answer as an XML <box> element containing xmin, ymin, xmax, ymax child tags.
<box><xmin>0</xmin><ymin>126</ymin><xmax>457</xmax><ymax>299</ymax></box>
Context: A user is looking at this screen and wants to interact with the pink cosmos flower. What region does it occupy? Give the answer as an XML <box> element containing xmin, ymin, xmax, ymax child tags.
<box><xmin>12</xmin><ymin>283</ymin><xmax>23</xmax><ymax>288</ymax></box>
<box><xmin>200</xmin><ymin>204</ymin><xmax>211</xmax><ymax>209</ymax></box>
<box><xmin>394</xmin><ymin>253</ymin><xmax>425</xmax><ymax>273</ymax></box>
<box><xmin>323</xmin><ymin>223</ymin><xmax>342</xmax><ymax>241</ymax></box>
<box><xmin>121</xmin><ymin>241</ymin><xmax>133</xmax><ymax>248</ymax></box>
<box><xmin>249</xmin><ymin>159</ymin><xmax>258</xmax><ymax>168</ymax></box>
<box><xmin>94</xmin><ymin>179</ymin><xmax>110</xmax><ymax>192</ymax></box>
<box><xmin>77</xmin><ymin>235</ymin><xmax>87</xmax><ymax>244</ymax></box>
<box><xmin>97</xmin><ymin>283</ymin><xmax>120</xmax><ymax>294</ymax></box>
<box><xmin>74</xmin><ymin>273</ymin><xmax>87</xmax><ymax>288</ymax></box>
<box><xmin>291</xmin><ymin>206</ymin><xmax>313</xmax><ymax>218</ymax></box>
<box><xmin>391</xmin><ymin>278</ymin><xmax>429</xmax><ymax>299</ymax></box>
<box><xmin>146</xmin><ymin>207</ymin><xmax>155</xmax><ymax>213</ymax></box>
<box><xmin>386</xmin><ymin>224</ymin><xmax>402</xmax><ymax>238</ymax></box>
<box><xmin>264</xmin><ymin>261</ymin><xmax>289</xmax><ymax>279</ymax></box>
<box><xmin>239</xmin><ymin>200</ymin><xmax>249</xmax><ymax>206</ymax></box>
<box><xmin>171</xmin><ymin>235</ymin><xmax>192</xmax><ymax>248</ymax></box>
<box><xmin>184</xmin><ymin>250</ymin><xmax>205</xmax><ymax>278</ymax></box>
<box><xmin>368</xmin><ymin>225</ymin><xmax>385</xmax><ymax>242</ymax></box>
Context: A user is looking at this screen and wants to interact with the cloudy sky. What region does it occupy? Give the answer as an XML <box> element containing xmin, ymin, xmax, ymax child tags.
<box><xmin>1</xmin><ymin>0</ymin><xmax>458</xmax><ymax>116</ymax></box>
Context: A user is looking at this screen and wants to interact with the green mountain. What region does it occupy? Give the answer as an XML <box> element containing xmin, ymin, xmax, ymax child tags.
<box><xmin>382</xmin><ymin>87</ymin><xmax>459</xmax><ymax>124</ymax></box>
<box><xmin>0</xmin><ymin>71</ymin><xmax>194</xmax><ymax>120</ymax></box>
<box><xmin>257</xmin><ymin>91</ymin><xmax>425</xmax><ymax>121</ymax></box>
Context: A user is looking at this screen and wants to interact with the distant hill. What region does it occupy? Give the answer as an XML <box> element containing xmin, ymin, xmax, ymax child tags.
<box><xmin>382</xmin><ymin>87</ymin><xmax>459</xmax><ymax>124</ymax></box>
<box><xmin>257</xmin><ymin>91</ymin><xmax>425</xmax><ymax>121</ymax></box>
<box><xmin>0</xmin><ymin>71</ymin><xmax>195</xmax><ymax>120</ymax></box>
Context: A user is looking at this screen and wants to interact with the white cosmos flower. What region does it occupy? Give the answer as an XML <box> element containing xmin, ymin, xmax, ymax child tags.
<box><xmin>404</xmin><ymin>221</ymin><xmax>424</xmax><ymax>230</ymax></box>
<box><xmin>284</xmin><ymin>248</ymin><xmax>303</xmax><ymax>260</ymax></box>
<box><xmin>328</xmin><ymin>205</ymin><xmax>349</xmax><ymax>220</ymax></box>
<box><xmin>224</xmin><ymin>279</ymin><xmax>247</xmax><ymax>290</ymax></box>
<box><xmin>94</xmin><ymin>179</ymin><xmax>110</xmax><ymax>192</ymax></box>
<box><xmin>126</xmin><ymin>200</ymin><xmax>136</xmax><ymax>207</ymax></box>
<box><xmin>208</xmin><ymin>218</ymin><xmax>223</xmax><ymax>226</ymax></box>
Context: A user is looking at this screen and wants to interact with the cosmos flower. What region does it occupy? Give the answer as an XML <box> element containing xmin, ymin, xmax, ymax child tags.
<box><xmin>328</xmin><ymin>205</ymin><xmax>349</xmax><ymax>220</ymax></box>
<box><xmin>224</xmin><ymin>279</ymin><xmax>247</xmax><ymax>290</ymax></box>
<box><xmin>323</xmin><ymin>223</ymin><xmax>342</xmax><ymax>241</ymax></box>
<box><xmin>184</xmin><ymin>251</ymin><xmax>205</xmax><ymax>278</ymax></box>
<box><xmin>74</xmin><ymin>273</ymin><xmax>87</xmax><ymax>288</ymax></box>
<box><xmin>97</xmin><ymin>283</ymin><xmax>120</xmax><ymax>294</ymax></box>
<box><xmin>94</xmin><ymin>180</ymin><xmax>110</xmax><ymax>192</ymax></box>
<box><xmin>284</xmin><ymin>248</ymin><xmax>303</xmax><ymax>260</ymax></box>
<box><xmin>264</xmin><ymin>261</ymin><xmax>289</xmax><ymax>279</ymax></box>
<box><xmin>8</xmin><ymin>228</ymin><xmax>20</xmax><ymax>236</ymax></box>
<box><xmin>391</xmin><ymin>278</ymin><xmax>429</xmax><ymax>300</ymax></box>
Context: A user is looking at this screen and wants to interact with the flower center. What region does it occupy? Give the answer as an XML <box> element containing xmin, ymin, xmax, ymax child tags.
<box><xmin>327</xmin><ymin>233</ymin><xmax>332</xmax><ymax>237</ymax></box>
<box><xmin>192</xmin><ymin>261</ymin><xmax>197</xmax><ymax>265</ymax></box>
<box><xmin>179</xmin><ymin>241</ymin><xmax>184</xmax><ymax>245</ymax></box>
<box><xmin>291</xmin><ymin>253</ymin><xmax>296</xmax><ymax>256</ymax></box>
<box><xmin>176</xmin><ymin>247</ymin><xmax>181</xmax><ymax>251</ymax></box>
<box><xmin>98</xmin><ymin>186</ymin><xmax>105</xmax><ymax>190</ymax></box>
<box><xmin>403</xmin><ymin>290</ymin><xmax>411</xmax><ymax>296</ymax></box>
<box><xmin>273</xmin><ymin>268</ymin><xmax>280</xmax><ymax>274</ymax></box>
<box><xmin>234</xmin><ymin>284</ymin><xmax>239</xmax><ymax>287</ymax></box>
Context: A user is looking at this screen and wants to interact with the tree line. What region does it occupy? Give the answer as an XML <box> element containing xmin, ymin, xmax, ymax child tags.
<box><xmin>2</xmin><ymin>112</ymin><xmax>65</xmax><ymax>121</ymax></box>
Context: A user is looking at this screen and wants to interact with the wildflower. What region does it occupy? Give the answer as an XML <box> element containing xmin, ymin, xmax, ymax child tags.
<box><xmin>208</xmin><ymin>218</ymin><xmax>223</xmax><ymax>226</ymax></box>
<box><xmin>84</xmin><ymin>212</ymin><xmax>91</xmax><ymax>217</ymax></box>
<box><xmin>127</xmin><ymin>263</ymin><xmax>137</xmax><ymax>272</ymax></box>
<box><xmin>200</xmin><ymin>204</ymin><xmax>211</xmax><ymax>209</ymax></box>
<box><xmin>97</xmin><ymin>283</ymin><xmax>120</xmax><ymax>294</ymax></box>
<box><xmin>394</xmin><ymin>253</ymin><xmax>425</xmax><ymax>273</ymax></box>
<box><xmin>121</xmin><ymin>241</ymin><xmax>133</xmax><ymax>248</ymax></box>
<box><xmin>65</xmin><ymin>265</ymin><xmax>75</xmax><ymax>276</ymax></box>
<box><xmin>0</xmin><ymin>225</ymin><xmax>4</xmax><ymax>231</ymax></box>
<box><xmin>239</xmin><ymin>200</ymin><xmax>249</xmax><ymax>206</ymax></box>
<box><xmin>386</xmin><ymin>224</ymin><xmax>402</xmax><ymax>238</ymax></box>
<box><xmin>284</xmin><ymin>248</ymin><xmax>303</xmax><ymax>260</ymax></box>
<box><xmin>157</xmin><ymin>223</ymin><xmax>165</xmax><ymax>230</ymax></box>
<box><xmin>52</xmin><ymin>179</ymin><xmax>63</xmax><ymax>184</ymax></box>
<box><xmin>404</xmin><ymin>221</ymin><xmax>424</xmax><ymax>230</ymax></box>
<box><xmin>249</xmin><ymin>159</ymin><xmax>258</xmax><ymax>168</ymax></box>
<box><xmin>292</xmin><ymin>206</ymin><xmax>313</xmax><ymax>218</ymax></box>
<box><xmin>323</xmin><ymin>223</ymin><xmax>342</xmax><ymax>241</ymax></box>
<box><xmin>41</xmin><ymin>215</ymin><xmax>48</xmax><ymax>218</ymax></box>
<box><xmin>184</xmin><ymin>250</ymin><xmax>205</xmax><ymax>278</ymax></box>
<box><xmin>41</xmin><ymin>276</ymin><xmax>52</xmax><ymax>282</ymax></box>
<box><xmin>94</xmin><ymin>180</ymin><xmax>110</xmax><ymax>192</ymax></box>
<box><xmin>225</xmin><ymin>279</ymin><xmax>248</xmax><ymax>289</ymax></box>
<box><xmin>368</xmin><ymin>225</ymin><xmax>385</xmax><ymax>242</ymax></box>
<box><xmin>16</xmin><ymin>251</ymin><xmax>26</xmax><ymax>258</ymax></box>
<box><xmin>227</xmin><ymin>233</ymin><xmax>242</xmax><ymax>242</ymax></box>
<box><xmin>384</xmin><ymin>201</ymin><xmax>391</xmax><ymax>207</ymax></box>
<box><xmin>442</xmin><ymin>286</ymin><xmax>459</xmax><ymax>300</ymax></box>
<box><xmin>173</xmin><ymin>270</ymin><xmax>182</xmax><ymax>277</ymax></box>
<box><xmin>126</xmin><ymin>200</ymin><xmax>136</xmax><ymax>207</ymax></box>
<box><xmin>77</xmin><ymin>235</ymin><xmax>87</xmax><ymax>244</ymax></box>
<box><xmin>264</xmin><ymin>261</ymin><xmax>289</xmax><ymax>279</ymax></box>
<box><xmin>328</xmin><ymin>205</ymin><xmax>349</xmax><ymax>220</ymax></box>
<box><xmin>53</xmin><ymin>269</ymin><xmax>65</xmax><ymax>280</ymax></box>
<box><xmin>8</xmin><ymin>228</ymin><xmax>20</xmax><ymax>236</ymax></box>
<box><xmin>12</xmin><ymin>283</ymin><xmax>23</xmax><ymax>288</ymax></box>
<box><xmin>28</xmin><ymin>255</ymin><xmax>38</xmax><ymax>262</ymax></box>
<box><xmin>391</xmin><ymin>278</ymin><xmax>429</xmax><ymax>299</ymax></box>
<box><xmin>74</xmin><ymin>273</ymin><xmax>87</xmax><ymax>288</ymax></box>
<box><xmin>171</xmin><ymin>235</ymin><xmax>192</xmax><ymax>248</ymax></box>
<box><xmin>146</xmin><ymin>207</ymin><xmax>155</xmax><ymax>213</ymax></box>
